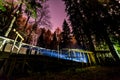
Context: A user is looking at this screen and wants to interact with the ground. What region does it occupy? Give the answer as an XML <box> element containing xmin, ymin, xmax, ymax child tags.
<box><xmin>0</xmin><ymin>52</ymin><xmax>120</xmax><ymax>80</ymax></box>
<box><xmin>14</xmin><ymin>66</ymin><xmax>120</xmax><ymax>80</ymax></box>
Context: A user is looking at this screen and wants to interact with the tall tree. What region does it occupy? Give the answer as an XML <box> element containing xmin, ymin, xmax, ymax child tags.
<box><xmin>63</xmin><ymin>0</ymin><xmax>95</xmax><ymax>51</ymax></box>
<box><xmin>50</xmin><ymin>32</ymin><xmax>58</xmax><ymax>50</ymax></box>
<box><xmin>51</xmin><ymin>27</ymin><xmax>62</xmax><ymax>50</ymax></box>
<box><xmin>44</xmin><ymin>29</ymin><xmax>52</xmax><ymax>49</ymax></box>
<box><xmin>0</xmin><ymin>0</ymin><xmax>41</xmax><ymax>37</ymax></box>
<box><xmin>63</xmin><ymin>0</ymin><xmax>120</xmax><ymax>63</ymax></box>
<box><xmin>0</xmin><ymin>0</ymin><xmax>20</xmax><ymax>36</ymax></box>
<box><xmin>37</xmin><ymin>28</ymin><xmax>46</xmax><ymax>48</ymax></box>
<box><xmin>26</xmin><ymin>2</ymin><xmax>52</xmax><ymax>44</ymax></box>
<box><xmin>61</xmin><ymin>20</ymin><xmax>71</xmax><ymax>48</ymax></box>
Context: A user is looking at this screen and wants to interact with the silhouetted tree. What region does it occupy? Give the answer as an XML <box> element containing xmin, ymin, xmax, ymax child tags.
<box><xmin>50</xmin><ymin>32</ymin><xmax>58</xmax><ymax>50</ymax></box>
<box><xmin>63</xmin><ymin>0</ymin><xmax>120</xmax><ymax>63</ymax></box>
<box><xmin>0</xmin><ymin>0</ymin><xmax>43</xmax><ymax>37</ymax></box>
<box><xmin>63</xmin><ymin>0</ymin><xmax>95</xmax><ymax>51</ymax></box>
<box><xmin>51</xmin><ymin>27</ymin><xmax>61</xmax><ymax>50</ymax></box>
<box><xmin>37</xmin><ymin>28</ymin><xmax>46</xmax><ymax>48</ymax></box>
<box><xmin>44</xmin><ymin>29</ymin><xmax>52</xmax><ymax>49</ymax></box>
<box><xmin>61</xmin><ymin>20</ymin><xmax>71</xmax><ymax>48</ymax></box>
<box><xmin>26</xmin><ymin>2</ymin><xmax>52</xmax><ymax>44</ymax></box>
<box><xmin>0</xmin><ymin>0</ymin><xmax>21</xmax><ymax>36</ymax></box>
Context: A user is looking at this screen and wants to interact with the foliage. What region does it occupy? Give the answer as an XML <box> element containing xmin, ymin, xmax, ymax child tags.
<box><xmin>50</xmin><ymin>32</ymin><xmax>58</xmax><ymax>50</ymax></box>
<box><xmin>44</xmin><ymin>29</ymin><xmax>52</xmax><ymax>49</ymax></box>
<box><xmin>24</xmin><ymin>0</ymin><xmax>42</xmax><ymax>18</ymax></box>
<box><xmin>36</xmin><ymin>3</ymin><xmax>52</xmax><ymax>28</ymax></box>
<box><xmin>50</xmin><ymin>27</ymin><xmax>61</xmax><ymax>50</ymax></box>
<box><xmin>26</xmin><ymin>1</ymin><xmax>52</xmax><ymax>44</ymax></box>
<box><xmin>61</xmin><ymin>20</ymin><xmax>71</xmax><ymax>48</ymax></box>
<box><xmin>63</xmin><ymin>0</ymin><xmax>120</xmax><ymax>61</ymax></box>
<box><xmin>0</xmin><ymin>0</ymin><xmax>7</xmax><ymax>12</ymax></box>
<box><xmin>0</xmin><ymin>4</ymin><xmax>6</xmax><ymax>12</ymax></box>
<box><xmin>0</xmin><ymin>0</ymin><xmax>20</xmax><ymax>36</ymax></box>
<box><xmin>37</xmin><ymin>28</ymin><xmax>46</xmax><ymax>48</ymax></box>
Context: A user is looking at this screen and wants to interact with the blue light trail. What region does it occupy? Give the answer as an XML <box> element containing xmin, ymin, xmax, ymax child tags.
<box><xmin>23</xmin><ymin>45</ymin><xmax>89</xmax><ymax>63</ymax></box>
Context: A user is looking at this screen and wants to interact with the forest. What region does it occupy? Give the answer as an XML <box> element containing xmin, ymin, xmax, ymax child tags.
<box><xmin>0</xmin><ymin>0</ymin><xmax>120</xmax><ymax>79</ymax></box>
<box><xmin>0</xmin><ymin>0</ymin><xmax>120</xmax><ymax>64</ymax></box>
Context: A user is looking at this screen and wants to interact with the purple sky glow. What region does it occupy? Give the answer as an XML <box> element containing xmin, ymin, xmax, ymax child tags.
<box><xmin>47</xmin><ymin>0</ymin><xmax>66</xmax><ymax>32</ymax></box>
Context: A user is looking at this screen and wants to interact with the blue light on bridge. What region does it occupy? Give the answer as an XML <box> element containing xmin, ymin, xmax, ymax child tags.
<box><xmin>38</xmin><ymin>48</ymin><xmax>88</xmax><ymax>63</ymax></box>
<box><xmin>0</xmin><ymin>36</ymin><xmax>92</xmax><ymax>64</ymax></box>
<box><xmin>21</xmin><ymin>44</ymin><xmax>88</xmax><ymax>63</ymax></box>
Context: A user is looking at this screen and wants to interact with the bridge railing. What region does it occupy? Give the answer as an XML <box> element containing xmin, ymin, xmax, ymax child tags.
<box><xmin>61</xmin><ymin>48</ymin><xmax>96</xmax><ymax>64</ymax></box>
<box><xmin>95</xmin><ymin>50</ymin><xmax>116</xmax><ymax>65</ymax></box>
<box><xmin>0</xmin><ymin>35</ymin><xmax>96</xmax><ymax>64</ymax></box>
<box><xmin>0</xmin><ymin>29</ymin><xmax>24</xmax><ymax>53</ymax></box>
<box><xmin>0</xmin><ymin>36</ymin><xmax>14</xmax><ymax>52</ymax></box>
<box><xmin>21</xmin><ymin>44</ymin><xmax>96</xmax><ymax>65</ymax></box>
<box><xmin>11</xmin><ymin>29</ymin><xmax>24</xmax><ymax>53</ymax></box>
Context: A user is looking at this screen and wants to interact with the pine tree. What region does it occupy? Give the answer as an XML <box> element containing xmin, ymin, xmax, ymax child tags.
<box><xmin>61</xmin><ymin>20</ymin><xmax>71</xmax><ymax>48</ymax></box>
<box><xmin>63</xmin><ymin>0</ymin><xmax>120</xmax><ymax>63</ymax></box>
<box><xmin>37</xmin><ymin>28</ymin><xmax>46</xmax><ymax>48</ymax></box>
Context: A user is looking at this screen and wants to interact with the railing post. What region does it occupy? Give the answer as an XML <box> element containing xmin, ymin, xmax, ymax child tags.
<box><xmin>10</xmin><ymin>29</ymin><xmax>24</xmax><ymax>54</ymax></box>
<box><xmin>0</xmin><ymin>39</ymin><xmax>7</xmax><ymax>51</ymax></box>
<box><xmin>87</xmin><ymin>53</ymin><xmax>91</xmax><ymax>66</ymax></box>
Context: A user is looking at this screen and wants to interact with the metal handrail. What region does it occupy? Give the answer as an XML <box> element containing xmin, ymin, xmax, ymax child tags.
<box><xmin>10</xmin><ymin>29</ymin><xmax>24</xmax><ymax>53</ymax></box>
<box><xmin>0</xmin><ymin>29</ymin><xmax>24</xmax><ymax>54</ymax></box>
<box><xmin>0</xmin><ymin>35</ymin><xmax>96</xmax><ymax>64</ymax></box>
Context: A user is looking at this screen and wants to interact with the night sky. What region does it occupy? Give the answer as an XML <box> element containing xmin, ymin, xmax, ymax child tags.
<box><xmin>47</xmin><ymin>0</ymin><xmax>66</xmax><ymax>32</ymax></box>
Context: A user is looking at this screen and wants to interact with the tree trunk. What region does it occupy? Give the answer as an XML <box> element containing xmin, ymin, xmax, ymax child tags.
<box><xmin>4</xmin><ymin>16</ymin><xmax>16</xmax><ymax>37</ymax></box>
<box><xmin>86</xmin><ymin>33</ymin><xmax>98</xmax><ymax>64</ymax></box>
<box><xmin>23</xmin><ymin>15</ymin><xmax>30</xmax><ymax>31</ymax></box>
<box><xmin>104</xmin><ymin>31</ymin><xmax>120</xmax><ymax>63</ymax></box>
<box><xmin>82</xmin><ymin>24</ymin><xmax>98</xmax><ymax>64</ymax></box>
<box><xmin>4</xmin><ymin>10</ymin><xmax>19</xmax><ymax>37</ymax></box>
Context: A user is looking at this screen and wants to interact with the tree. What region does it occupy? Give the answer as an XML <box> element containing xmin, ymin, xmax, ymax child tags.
<box><xmin>44</xmin><ymin>29</ymin><xmax>52</xmax><ymax>49</ymax></box>
<box><xmin>63</xmin><ymin>0</ymin><xmax>120</xmax><ymax>63</ymax></box>
<box><xmin>63</xmin><ymin>0</ymin><xmax>95</xmax><ymax>51</ymax></box>
<box><xmin>0</xmin><ymin>0</ymin><xmax>40</xmax><ymax>37</ymax></box>
<box><xmin>61</xmin><ymin>20</ymin><xmax>71</xmax><ymax>48</ymax></box>
<box><xmin>50</xmin><ymin>27</ymin><xmax>62</xmax><ymax>50</ymax></box>
<box><xmin>0</xmin><ymin>0</ymin><xmax>6</xmax><ymax>12</ymax></box>
<box><xmin>25</xmin><ymin>2</ymin><xmax>52</xmax><ymax>44</ymax></box>
<box><xmin>37</xmin><ymin>28</ymin><xmax>46</xmax><ymax>48</ymax></box>
<box><xmin>50</xmin><ymin>32</ymin><xmax>58</xmax><ymax>50</ymax></box>
<box><xmin>0</xmin><ymin>0</ymin><xmax>20</xmax><ymax>36</ymax></box>
<box><xmin>3</xmin><ymin>0</ymin><xmax>51</xmax><ymax>45</ymax></box>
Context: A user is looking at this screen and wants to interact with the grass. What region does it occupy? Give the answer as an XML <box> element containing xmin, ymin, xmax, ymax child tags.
<box><xmin>15</xmin><ymin>66</ymin><xmax>120</xmax><ymax>80</ymax></box>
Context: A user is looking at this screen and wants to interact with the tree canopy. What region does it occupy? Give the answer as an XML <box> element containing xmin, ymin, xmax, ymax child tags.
<box><xmin>63</xmin><ymin>0</ymin><xmax>120</xmax><ymax>62</ymax></box>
